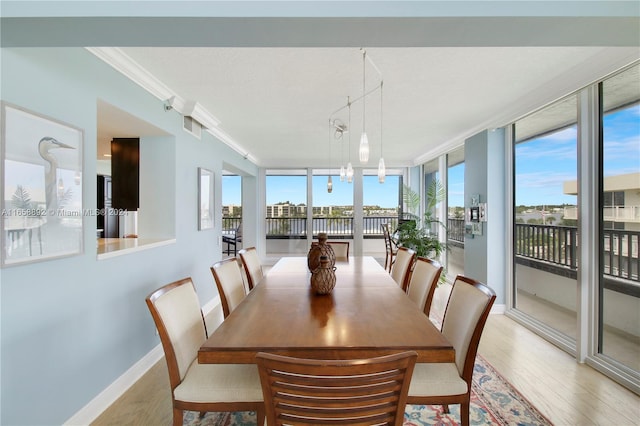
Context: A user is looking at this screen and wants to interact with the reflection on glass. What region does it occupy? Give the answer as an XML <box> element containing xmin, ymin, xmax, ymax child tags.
<box><xmin>447</xmin><ymin>154</ymin><xmax>465</xmax><ymax>279</ymax></box>
<box><xmin>513</xmin><ymin>94</ymin><xmax>578</xmax><ymax>341</ymax></box>
<box><xmin>600</xmin><ymin>64</ymin><xmax>640</xmax><ymax>373</ymax></box>
<box><xmin>222</xmin><ymin>174</ymin><xmax>241</xmax><ymax>254</ymax></box>
<box><xmin>266</xmin><ymin>173</ymin><xmax>308</xmax><ymax>255</ymax></box>
<box><xmin>312</xmin><ymin>172</ymin><xmax>353</xmax><ymax>238</ymax></box>
<box><xmin>363</xmin><ymin>174</ymin><xmax>401</xmax><ymax>237</ymax></box>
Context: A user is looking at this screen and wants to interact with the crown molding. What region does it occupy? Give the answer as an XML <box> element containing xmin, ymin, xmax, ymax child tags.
<box><xmin>86</xmin><ymin>47</ymin><xmax>259</xmax><ymax>164</ymax></box>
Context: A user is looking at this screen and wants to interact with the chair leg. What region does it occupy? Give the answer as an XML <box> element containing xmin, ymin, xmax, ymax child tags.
<box><xmin>442</xmin><ymin>404</ymin><xmax>450</xmax><ymax>413</ymax></box>
<box><xmin>173</xmin><ymin>408</ymin><xmax>183</xmax><ymax>426</ymax></box>
<box><xmin>461</xmin><ymin>402</ymin><xmax>470</xmax><ymax>426</ymax></box>
<box><xmin>199</xmin><ymin>411</ymin><xmax>206</xmax><ymax>419</ymax></box>
<box><xmin>256</xmin><ymin>404</ymin><xmax>266</xmax><ymax>426</ymax></box>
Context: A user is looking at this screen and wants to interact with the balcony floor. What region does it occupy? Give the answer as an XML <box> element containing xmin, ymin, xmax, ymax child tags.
<box><xmin>516</xmin><ymin>289</ymin><xmax>640</xmax><ymax>372</ymax></box>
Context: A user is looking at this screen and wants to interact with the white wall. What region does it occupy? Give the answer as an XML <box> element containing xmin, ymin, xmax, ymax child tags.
<box><xmin>0</xmin><ymin>47</ymin><xmax>258</xmax><ymax>425</ymax></box>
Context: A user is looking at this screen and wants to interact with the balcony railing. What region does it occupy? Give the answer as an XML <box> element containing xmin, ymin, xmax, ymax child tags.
<box><xmin>448</xmin><ymin>218</ymin><xmax>465</xmax><ymax>244</ymax></box>
<box><xmin>564</xmin><ymin>205</ymin><xmax>640</xmax><ymax>223</ymax></box>
<box><xmin>262</xmin><ymin>216</ymin><xmax>400</xmax><ymax>238</ymax></box>
<box><xmin>225</xmin><ymin>215</ymin><xmax>639</xmax><ymax>285</ymax></box>
<box><xmin>515</xmin><ymin>223</ymin><xmax>578</xmax><ymax>270</ymax></box>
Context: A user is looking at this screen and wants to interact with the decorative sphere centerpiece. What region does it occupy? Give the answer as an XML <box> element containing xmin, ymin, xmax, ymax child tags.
<box><xmin>307</xmin><ymin>232</ymin><xmax>336</xmax><ymax>272</ymax></box>
<box><xmin>310</xmin><ymin>255</ymin><xmax>337</xmax><ymax>295</ymax></box>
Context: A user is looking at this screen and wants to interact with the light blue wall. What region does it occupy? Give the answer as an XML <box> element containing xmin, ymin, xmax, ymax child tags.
<box><xmin>463</xmin><ymin>129</ymin><xmax>507</xmax><ymax>304</ymax></box>
<box><xmin>0</xmin><ymin>48</ymin><xmax>258</xmax><ymax>425</ymax></box>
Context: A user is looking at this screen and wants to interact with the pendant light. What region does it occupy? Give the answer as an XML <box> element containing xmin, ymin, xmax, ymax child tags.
<box><xmin>359</xmin><ymin>50</ymin><xmax>369</xmax><ymax>164</ymax></box>
<box><xmin>339</xmin><ymin>119</ymin><xmax>346</xmax><ymax>181</ymax></box>
<box><xmin>378</xmin><ymin>80</ymin><xmax>386</xmax><ymax>183</ymax></box>
<box><xmin>346</xmin><ymin>97</ymin><xmax>354</xmax><ymax>183</ymax></box>
<box><xmin>327</xmin><ymin>124</ymin><xmax>333</xmax><ymax>193</ymax></box>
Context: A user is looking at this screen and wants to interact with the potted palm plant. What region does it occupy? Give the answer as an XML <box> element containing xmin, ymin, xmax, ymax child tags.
<box><xmin>396</xmin><ymin>180</ymin><xmax>447</xmax><ymax>259</ymax></box>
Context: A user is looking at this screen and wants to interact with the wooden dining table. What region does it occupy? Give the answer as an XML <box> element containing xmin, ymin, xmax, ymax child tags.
<box><xmin>198</xmin><ymin>256</ymin><xmax>454</xmax><ymax>364</ymax></box>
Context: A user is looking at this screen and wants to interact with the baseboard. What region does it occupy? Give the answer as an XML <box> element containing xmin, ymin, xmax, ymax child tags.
<box><xmin>491</xmin><ymin>303</ymin><xmax>506</xmax><ymax>314</ymax></box>
<box><xmin>63</xmin><ymin>344</ymin><xmax>164</xmax><ymax>425</ymax></box>
<box><xmin>63</xmin><ymin>296</ymin><xmax>222</xmax><ymax>425</ymax></box>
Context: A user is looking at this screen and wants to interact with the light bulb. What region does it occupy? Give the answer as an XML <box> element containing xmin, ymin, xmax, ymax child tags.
<box><xmin>340</xmin><ymin>165</ymin><xmax>345</xmax><ymax>182</ymax></box>
<box><xmin>346</xmin><ymin>162</ymin><xmax>353</xmax><ymax>183</ymax></box>
<box><xmin>359</xmin><ymin>132</ymin><xmax>369</xmax><ymax>163</ymax></box>
<box><xmin>327</xmin><ymin>175</ymin><xmax>333</xmax><ymax>193</ymax></box>
<box><xmin>378</xmin><ymin>157</ymin><xmax>386</xmax><ymax>183</ymax></box>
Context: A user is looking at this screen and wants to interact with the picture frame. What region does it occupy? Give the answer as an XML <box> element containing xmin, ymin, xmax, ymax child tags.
<box><xmin>198</xmin><ymin>167</ymin><xmax>214</xmax><ymax>230</ymax></box>
<box><xmin>1</xmin><ymin>102</ymin><xmax>84</xmax><ymax>266</ymax></box>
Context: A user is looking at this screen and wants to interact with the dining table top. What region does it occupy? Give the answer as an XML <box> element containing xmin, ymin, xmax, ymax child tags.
<box><xmin>198</xmin><ymin>256</ymin><xmax>454</xmax><ymax>364</ymax></box>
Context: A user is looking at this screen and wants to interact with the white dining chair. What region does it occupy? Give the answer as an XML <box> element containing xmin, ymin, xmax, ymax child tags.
<box><xmin>210</xmin><ymin>258</ymin><xmax>247</xmax><ymax>318</ymax></box>
<box><xmin>406</xmin><ymin>256</ymin><xmax>443</xmax><ymax>317</ymax></box>
<box><xmin>327</xmin><ymin>241</ymin><xmax>349</xmax><ymax>259</ymax></box>
<box><xmin>390</xmin><ymin>246</ymin><xmax>416</xmax><ymax>291</ymax></box>
<box><xmin>238</xmin><ymin>247</ymin><xmax>264</xmax><ymax>291</ymax></box>
<box><xmin>145</xmin><ymin>277</ymin><xmax>264</xmax><ymax>426</ymax></box>
<box><xmin>407</xmin><ymin>275</ymin><xmax>496</xmax><ymax>426</ymax></box>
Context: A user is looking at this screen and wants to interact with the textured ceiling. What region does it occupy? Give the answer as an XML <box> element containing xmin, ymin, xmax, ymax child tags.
<box><xmin>6</xmin><ymin>2</ymin><xmax>634</xmax><ymax>168</ymax></box>
<box><xmin>109</xmin><ymin>46</ymin><xmax>636</xmax><ymax>168</ymax></box>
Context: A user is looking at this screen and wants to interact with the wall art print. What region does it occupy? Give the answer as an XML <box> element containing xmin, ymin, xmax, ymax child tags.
<box><xmin>198</xmin><ymin>167</ymin><xmax>214</xmax><ymax>230</ymax></box>
<box><xmin>1</xmin><ymin>102</ymin><xmax>84</xmax><ymax>266</ymax></box>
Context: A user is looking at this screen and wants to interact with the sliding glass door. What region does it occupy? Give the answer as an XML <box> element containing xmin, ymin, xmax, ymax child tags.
<box><xmin>447</xmin><ymin>148</ymin><xmax>465</xmax><ymax>279</ymax></box>
<box><xmin>598</xmin><ymin>64</ymin><xmax>640</xmax><ymax>373</ymax></box>
<box><xmin>265</xmin><ymin>170</ymin><xmax>308</xmax><ymax>256</ymax></box>
<box><xmin>512</xmin><ymin>94</ymin><xmax>579</xmax><ymax>344</ymax></box>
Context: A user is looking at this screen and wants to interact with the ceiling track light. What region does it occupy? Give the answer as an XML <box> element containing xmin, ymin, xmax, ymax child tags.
<box><xmin>327</xmin><ymin>49</ymin><xmax>384</xmax><ymax>184</ymax></box>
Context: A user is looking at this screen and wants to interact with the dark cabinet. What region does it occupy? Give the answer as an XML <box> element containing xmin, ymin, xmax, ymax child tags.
<box><xmin>97</xmin><ymin>175</ymin><xmax>119</xmax><ymax>238</ymax></box>
<box><xmin>111</xmin><ymin>138</ymin><xmax>140</xmax><ymax>211</ymax></box>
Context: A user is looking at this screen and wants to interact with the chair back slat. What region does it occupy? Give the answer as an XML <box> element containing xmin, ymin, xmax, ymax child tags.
<box><xmin>257</xmin><ymin>351</ymin><xmax>417</xmax><ymax>426</ymax></box>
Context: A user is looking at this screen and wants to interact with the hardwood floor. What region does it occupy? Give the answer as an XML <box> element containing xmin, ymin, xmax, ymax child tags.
<box><xmin>92</xmin><ymin>279</ymin><xmax>640</xmax><ymax>426</ymax></box>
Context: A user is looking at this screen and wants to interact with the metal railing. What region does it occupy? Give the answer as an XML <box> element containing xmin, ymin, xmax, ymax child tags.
<box><xmin>447</xmin><ymin>218</ymin><xmax>465</xmax><ymax>243</ymax></box>
<box><xmin>604</xmin><ymin>229</ymin><xmax>639</xmax><ymax>282</ymax></box>
<box><xmin>514</xmin><ymin>223</ymin><xmax>638</xmax><ymax>284</ymax></box>
<box><xmin>515</xmin><ymin>223</ymin><xmax>578</xmax><ymax>270</ymax></box>
<box><xmin>564</xmin><ymin>205</ymin><xmax>640</xmax><ymax>223</ymax></box>
<box><xmin>227</xmin><ymin>216</ymin><xmax>400</xmax><ymax>239</ymax></box>
<box><xmin>225</xmin><ymin>215</ymin><xmax>639</xmax><ymax>284</ymax></box>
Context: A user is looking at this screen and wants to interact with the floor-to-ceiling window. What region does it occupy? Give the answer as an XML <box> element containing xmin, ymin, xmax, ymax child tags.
<box><xmin>363</xmin><ymin>172</ymin><xmax>401</xmax><ymax>257</ymax></box>
<box><xmin>423</xmin><ymin>159</ymin><xmax>440</xmax><ymax>223</ymax></box>
<box><xmin>311</xmin><ymin>170</ymin><xmax>353</xmax><ymax>240</ymax></box>
<box><xmin>447</xmin><ymin>147</ymin><xmax>465</xmax><ymax>279</ymax></box>
<box><xmin>599</xmin><ymin>64</ymin><xmax>640</xmax><ymax>374</ymax></box>
<box><xmin>222</xmin><ymin>173</ymin><xmax>242</xmax><ymax>257</ymax></box>
<box><xmin>265</xmin><ymin>170</ymin><xmax>308</xmax><ymax>256</ymax></box>
<box><xmin>513</xmin><ymin>94</ymin><xmax>579</xmax><ymax>344</ymax></box>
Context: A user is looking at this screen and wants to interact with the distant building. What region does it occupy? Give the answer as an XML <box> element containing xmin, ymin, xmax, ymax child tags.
<box><xmin>265</xmin><ymin>203</ymin><xmax>307</xmax><ymax>217</ymax></box>
<box><xmin>222</xmin><ymin>204</ymin><xmax>242</xmax><ymax>217</ymax></box>
<box><xmin>563</xmin><ymin>172</ymin><xmax>640</xmax><ymax>231</ymax></box>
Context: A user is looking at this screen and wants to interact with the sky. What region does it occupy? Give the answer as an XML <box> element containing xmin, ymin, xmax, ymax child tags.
<box><xmin>222</xmin><ymin>104</ymin><xmax>639</xmax><ymax>209</ymax></box>
<box><xmin>515</xmin><ymin>104</ymin><xmax>639</xmax><ymax>206</ymax></box>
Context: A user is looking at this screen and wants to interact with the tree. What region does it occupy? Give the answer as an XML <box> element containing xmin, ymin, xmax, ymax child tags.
<box><xmin>397</xmin><ymin>181</ymin><xmax>447</xmax><ymax>259</ymax></box>
<box><xmin>12</xmin><ymin>185</ymin><xmax>33</xmax><ymax>210</ymax></box>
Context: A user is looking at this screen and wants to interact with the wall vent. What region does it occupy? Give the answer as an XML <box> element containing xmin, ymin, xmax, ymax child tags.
<box><xmin>183</xmin><ymin>116</ymin><xmax>202</xmax><ymax>139</ymax></box>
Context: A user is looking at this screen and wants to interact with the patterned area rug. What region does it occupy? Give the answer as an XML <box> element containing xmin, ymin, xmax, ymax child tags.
<box><xmin>183</xmin><ymin>355</ymin><xmax>552</xmax><ymax>426</ymax></box>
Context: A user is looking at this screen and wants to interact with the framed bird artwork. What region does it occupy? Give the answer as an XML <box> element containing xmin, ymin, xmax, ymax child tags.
<box><xmin>1</xmin><ymin>102</ymin><xmax>84</xmax><ymax>266</ymax></box>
